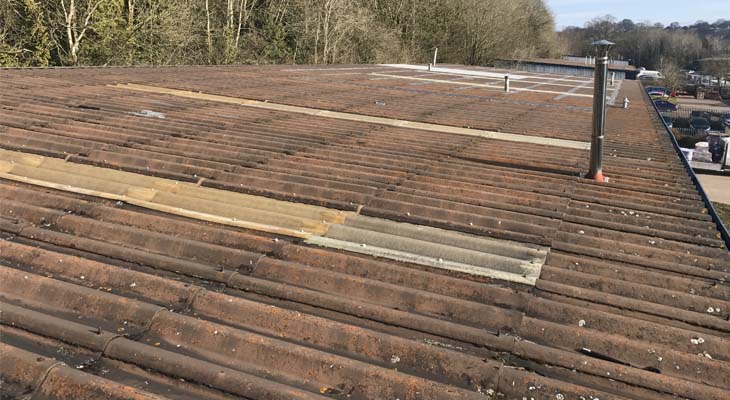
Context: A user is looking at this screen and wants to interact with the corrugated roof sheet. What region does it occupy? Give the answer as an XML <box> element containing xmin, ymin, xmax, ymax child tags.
<box><xmin>1</xmin><ymin>64</ymin><xmax>729</xmax><ymax>400</ymax></box>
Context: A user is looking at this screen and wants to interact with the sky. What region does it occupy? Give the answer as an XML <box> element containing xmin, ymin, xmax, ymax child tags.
<box><xmin>546</xmin><ymin>0</ymin><xmax>729</xmax><ymax>30</ymax></box>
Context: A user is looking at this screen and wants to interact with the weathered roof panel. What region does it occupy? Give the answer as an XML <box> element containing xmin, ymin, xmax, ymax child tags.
<box><xmin>1</xmin><ymin>64</ymin><xmax>728</xmax><ymax>400</ymax></box>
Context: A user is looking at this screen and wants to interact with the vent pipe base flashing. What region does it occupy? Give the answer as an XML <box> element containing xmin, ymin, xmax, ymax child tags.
<box><xmin>587</xmin><ymin>171</ymin><xmax>607</xmax><ymax>182</ymax></box>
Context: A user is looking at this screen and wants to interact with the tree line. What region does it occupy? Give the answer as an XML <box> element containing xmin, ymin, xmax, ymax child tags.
<box><xmin>0</xmin><ymin>0</ymin><xmax>559</xmax><ymax>67</ymax></box>
<box><xmin>558</xmin><ymin>16</ymin><xmax>730</xmax><ymax>72</ymax></box>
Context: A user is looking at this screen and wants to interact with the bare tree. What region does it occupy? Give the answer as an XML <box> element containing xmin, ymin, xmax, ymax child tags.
<box><xmin>125</xmin><ymin>0</ymin><xmax>134</xmax><ymax>27</ymax></box>
<box><xmin>660</xmin><ymin>61</ymin><xmax>685</xmax><ymax>92</ymax></box>
<box><xmin>205</xmin><ymin>0</ymin><xmax>213</xmax><ymax>63</ymax></box>
<box><xmin>584</xmin><ymin>15</ymin><xmax>617</xmax><ymax>39</ymax></box>
<box><xmin>224</xmin><ymin>0</ymin><xmax>257</xmax><ymax>63</ymax></box>
<box><xmin>60</xmin><ymin>0</ymin><xmax>104</xmax><ymax>64</ymax></box>
<box><xmin>309</xmin><ymin>0</ymin><xmax>356</xmax><ymax>64</ymax></box>
<box><xmin>1</xmin><ymin>0</ymin><xmax>563</xmax><ymax>67</ymax></box>
<box><xmin>558</xmin><ymin>18</ymin><xmax>730</xmax><ymax>70</ymax></box>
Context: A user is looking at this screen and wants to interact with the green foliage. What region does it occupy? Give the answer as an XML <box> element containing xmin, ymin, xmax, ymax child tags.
<box><xmin>260</xmin><ymin>13</ymin><xmax>290</xmax><ymax>63</ymax></box>
<box><xmin>0</xmin><ymin>0</ymin><xmax>51</xmax><ymax>67</ymax></box>
<box><xmin>77</xmin><ymin>0</ymin><xmax>124</xmax><ymax>65</ymax></box>
<box><xmin>0</xmin><ymin>0</ymin><xmax>558</xmax><ymax>67</ymax></box>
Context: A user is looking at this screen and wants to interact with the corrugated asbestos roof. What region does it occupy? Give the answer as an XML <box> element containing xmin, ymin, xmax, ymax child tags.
<box><xmin>1</xmin><ymin>64</ymin><xmax>729</xmax><ymax>400</ymax></box>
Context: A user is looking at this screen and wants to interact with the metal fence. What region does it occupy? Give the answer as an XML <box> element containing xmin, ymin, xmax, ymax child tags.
<box><xmin>670</xmin><ymin>107</ymin><xmax>729</xmax><ymax>118</ymax></box>
<box><xmin>561</xmin><ymin>56</ymin><xmax>629</xmax><ymax>65</ymax></box>
<box><xmin>669</xmin><ymin>106</ymin><xmax>729</xmax><ymax>134</ymax></box>
<box><xmin>672</xmin><ymin>127</ymin><xmax>715</xmax><ymax>140</ymax></box>
<box><xmin>510</xmin><ymin>63</ymin><xmax>628</xmax><ymax>79</ymax></box>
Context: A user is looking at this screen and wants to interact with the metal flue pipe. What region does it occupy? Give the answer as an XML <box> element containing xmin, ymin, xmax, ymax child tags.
<box><xmin>587</xmin><ymin>39</ymin><xmax>615</xmax><ymax>182</ymax></box>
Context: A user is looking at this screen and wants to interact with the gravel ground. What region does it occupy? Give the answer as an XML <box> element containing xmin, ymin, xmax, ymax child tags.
<box><xmin>714</xmin><ymin>202</ymin><xmax>730</xmax><ymax>228</ymax></box>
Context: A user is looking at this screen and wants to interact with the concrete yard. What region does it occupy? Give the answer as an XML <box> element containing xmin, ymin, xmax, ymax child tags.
<box><xmin>698</xmin><ymin>174</ymin><xmax>730</xmax><ymax>204</ymax></box>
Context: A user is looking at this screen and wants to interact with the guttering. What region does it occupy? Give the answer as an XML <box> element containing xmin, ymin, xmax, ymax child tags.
<box><xmin>642</xmin><ymin>82</ymin><xmax>730</xmax><ymax>250</ymax></box>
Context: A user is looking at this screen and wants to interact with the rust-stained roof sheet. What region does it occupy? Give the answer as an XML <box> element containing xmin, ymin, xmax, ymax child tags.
<box><xmin>1</xmin><ymin>64</ymin><xmax>729</xmax><ymax>400</ymax></box>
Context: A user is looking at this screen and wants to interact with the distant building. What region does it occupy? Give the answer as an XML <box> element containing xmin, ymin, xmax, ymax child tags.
<box><xmin>497</xmin><ymin>57</ymin><xmax>639</xmax><ymax>80</ymax></box>
<box><xmin>690</xmin><ymin>57</ymin><xmax>730</xmax><ymax>87</ymax></box>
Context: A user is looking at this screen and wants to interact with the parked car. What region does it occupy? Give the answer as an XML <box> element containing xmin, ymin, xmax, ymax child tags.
<box><xmin>722</xmin><ymin>113</ymin><xmax>730</xmax><ymax>128</ymax></box>
<box><xmin>689</xmin><ymin>117</ymin><xmax>711</xmax><ymax>132</ymax></box>
<box><xmin>647</xmin><ymin>87</ymin><xmax>669</xmax><ymax>97</ymax></box>
<box><xmin>651</xmin><ymin>95</ymin><xmax>677</xmax><ymax>104</ymax></box>
<box><xmin>690</xmin><ymin>110</ymin><xmax>711</xmax><ymax>119</ymax></box>
<box><xmin>721</xmin><ymin>87</ymin><xmax>730</xmax><ymax>101</ymax></box>
<box><xmin>654</xmin><ymin>100</ymin><xmax>677</xmax><ymax>112</ymax></box>
<box><xmin>661</xmin><ymin>114</ymin><xmax>673</xmax><ymax>128</ymax></box>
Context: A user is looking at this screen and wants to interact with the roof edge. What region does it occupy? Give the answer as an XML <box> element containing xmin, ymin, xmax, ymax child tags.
<box><xmin>641</xmin><ymin>82</ymin><xmax>730</xmax><ymax>250</ymax></box>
